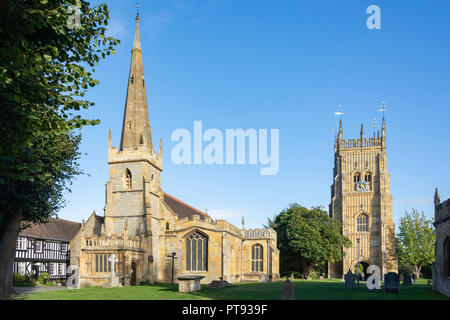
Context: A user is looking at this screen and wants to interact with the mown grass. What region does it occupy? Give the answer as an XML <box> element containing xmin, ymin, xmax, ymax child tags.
<box><xmin>18</xmin><ymin>278</ymin><xmax>448</xmax><ymax>300</ymax></box>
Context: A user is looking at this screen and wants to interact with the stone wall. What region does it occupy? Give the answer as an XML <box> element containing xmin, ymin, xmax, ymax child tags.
<box><xmin>433</xmin><ymin>197</ymin><xmax>450</xmax><ymax>297</ymax></box>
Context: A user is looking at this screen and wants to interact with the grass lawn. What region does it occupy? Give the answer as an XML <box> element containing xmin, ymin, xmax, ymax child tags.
<box><xmin>17</xmin><ymin>278</ymin><xmax>448</xmax><ymax>300</ymax></box>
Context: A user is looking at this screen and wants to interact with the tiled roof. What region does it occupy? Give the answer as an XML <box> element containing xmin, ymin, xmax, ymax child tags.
<box><xmin>19</xmin><ymin>218</ymin><xmax>81</xmax><ymax>242</ymax></box>
<box><xmin>164</xmin><ymin>193</ymin><xmax>210</xmax><ymax>220</ymax></box>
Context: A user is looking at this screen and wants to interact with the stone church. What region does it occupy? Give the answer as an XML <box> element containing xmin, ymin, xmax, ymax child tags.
<box><xmin>70</xmin><ymin>15</ymin><xmax>279</xmax><ymax>287</ymax></box>
<box><xmin>433</xmin><ymin>189</ymin><xmax>450</xmax><ymax>297</ymax></box>
<box><xmin>328</xmin><ymin>119</ymin><xmax>398</xmax><ymax>278</ymax></box>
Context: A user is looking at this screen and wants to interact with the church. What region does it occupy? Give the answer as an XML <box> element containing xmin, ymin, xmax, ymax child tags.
<box><xmin>70</xmin><ymin>15</ymin><xmax>279</xmax><ymax>287</ymax></box>
<box><xmin>328</xmin><ymin>118</ymin><xmax>398</xmax><ymax>278</ymax></box>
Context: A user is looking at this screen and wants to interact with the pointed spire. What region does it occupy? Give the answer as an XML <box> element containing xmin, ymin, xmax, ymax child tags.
<box><xmin>338</xmin><ymin>119</ymin><xmax>343</xmax><ymax>139</ymax></box>
<box><xmin>241</xmin><ymin>216</ymin><xmax>245</xmax><ymax>230</ymax></box>
<box><xmin>119</xmin><ymin>14</ymin><xmax>152</xmax><ymax>151</ymax></box>
<box><xmin>159</xmin><ymin>138</ymin><xmax>163</xmax><ymax>155</ymax></box>
<box><xmin>434</xmin><ymin>188</ymin><xmax>441</xmax><ymax>207</ymax></box>
<box><xmin>108</xmin><ymin>129</ymin><xmax>112</xmax><ymax>148</ymax></box>
<box><xmin>381</xmin><ymin>116</ymin><xmax>386</xmax><ymax>148</ymax></box>
<box><xmin>360</xmin><ymin>124</ymin><xmax>364</xmax><ymax>137</ymax></box>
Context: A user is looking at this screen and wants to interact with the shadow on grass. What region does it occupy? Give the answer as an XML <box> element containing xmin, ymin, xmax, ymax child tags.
<box><xmin>18</xmin><ymin>279</ymin><xmax>449</xmax><ymax>300</ymax></box>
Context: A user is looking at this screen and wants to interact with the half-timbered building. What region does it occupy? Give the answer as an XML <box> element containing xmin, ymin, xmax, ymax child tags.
<box><xmin>13</xmin><ymin>218</ymin><xmax>81</xmax><ymax>280</ymax></box>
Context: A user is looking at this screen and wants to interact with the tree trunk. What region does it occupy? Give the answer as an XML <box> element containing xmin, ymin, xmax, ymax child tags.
<box><xmin>0</xmin><ymin>209</ymin><xmax>23</xmax><ymax>300</ymax></box>
<box><xmin>414</xmin><ymin>265</ymin><xmax>422</xmax><ymax>279</ymax></box>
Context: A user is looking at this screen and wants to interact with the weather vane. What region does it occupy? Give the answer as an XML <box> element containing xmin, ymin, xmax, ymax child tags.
<box><xmin>137</xmin><ymin>0</ymin><xmax>140</xmax><ymax>19</ymax></box>
<box><xmin>378</xmin><ymin>101</ymin><xmax>387</xmax><ymax>116</ymax></box>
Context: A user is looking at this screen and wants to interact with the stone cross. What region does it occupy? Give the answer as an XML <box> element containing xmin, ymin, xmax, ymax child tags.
<box><xmin>108</xmin><ymin>254</ymin><xmax>118</xmax><ymax>277</ymax></box>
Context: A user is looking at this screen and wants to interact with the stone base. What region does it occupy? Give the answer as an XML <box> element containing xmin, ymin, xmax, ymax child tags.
<box><xmin>177</xmin><ymin>275</ymin><xmax>205</xmax><ymax>293</ymax></box>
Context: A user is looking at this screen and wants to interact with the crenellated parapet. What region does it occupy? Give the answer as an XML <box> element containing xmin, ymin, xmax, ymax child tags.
<box><xmin>435</xmin><ymin>196</ymin><xmax>450</xmax><ymax>224</ymax></box>
<box><xmin>340</xmin><ymin>136</ymin><xmax>383</xmax><ymax>150</ymax></box>
<box><xmin>82</xmin><ymin>234</ymin><xmax>146</xmax><ymax>251</ymax></box>
<box><xmin>243</xmin><ymin>228</ymin><xmax>277</xmax><ymax>240</ymax></box>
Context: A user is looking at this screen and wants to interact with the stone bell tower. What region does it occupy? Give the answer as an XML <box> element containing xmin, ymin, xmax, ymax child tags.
<box><xmin>329</xmin><ymin>117</ymin><xmax>398</xmax><ymax>278</ymax></box>
<box><xmin>103</xmin><ymin>14</ymin><xmax>164</xmax><ymax>239</ymax></box>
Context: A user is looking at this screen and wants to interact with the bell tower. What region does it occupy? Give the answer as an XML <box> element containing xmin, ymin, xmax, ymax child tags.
<box><xmin>329</xmin><ymin>116</ymin><xmax>398</xmax><ymax>278</ymax></box>
<box><xmin>103</xmin><ymin>14</ymin><xmax>163</xmax><ymax>238</ymax></box>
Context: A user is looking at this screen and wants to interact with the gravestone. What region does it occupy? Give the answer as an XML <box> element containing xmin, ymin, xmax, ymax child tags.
<box><xmin>402</xmin><ymin>273</ymin><xmax>412</xmax><ymax>286</ymax></box>
<box><xmin>258</xmin><ymin>274</ymin><xmax>269</xmax><ymax>283</ymax></box>
<box><xmin>289</xmin><ymin>273</ymin><xmax>295</xmax><ymax>280</ymax></box>
<box><xmin>384</xmin><ymin>272</ymin><xmax>400</xmax><ymax>293</ymax></box>
<box><xmin>272</xmin><ymin>273</ymin><xmax>281</xmax><ymax>282</ymax></box>
<box><xmin>282</xmin><ymin>279</ymin><xmax>296</xmax><ymax>300</ymax></box>
<box><xmin>344</xmin><ymin>270</ymin><xmax>356</xmax><ymax>289</ymax></box>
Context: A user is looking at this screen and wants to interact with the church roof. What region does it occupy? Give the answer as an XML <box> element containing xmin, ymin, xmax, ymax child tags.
<box><xmin>164</xmin><ymin>193</ymin><xmax>210</xmax><ymax>221</ymax></box>
<box><xmin>19</xmin><ymin>218</ymin><xmax>81</xmax><ymax>242</ymax></box>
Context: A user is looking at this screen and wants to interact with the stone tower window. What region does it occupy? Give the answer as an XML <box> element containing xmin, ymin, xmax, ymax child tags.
<box><xmin>364</xmin><ymin>172</ymin><xmax>372</xmax><ymax>190</ymax></box>
<box><xmin>353</xmin><ymin>172</ymin><xmax>361</xmax><ymax>191</ymax></box>
<box><xmin>166</xmin><ymin>222</ymin><xmax>170</xmax><ymax>231</ymax></box>
<box><xmin>251</xmin><ymin>244</ymin><xmax>263</xmax><ymax>272</ymax></box>
<box><xmin>127</xmin><ymin>121</ymin><xmax>132</xmax><ymax>130</ymax></box>
<box><xmin>186</xmin><ymin>231</ymin><xmax>208</xmax><ymax>271</ymax></box>
<box><xmin>131</xmin><ymin>74</ymin><xmax>134</xmax><ymax>84</ymax></box>
<box><xmin>125</xmin><ymin>169</ymin><xmax>132</xmax><ymax>190</ymax></box>
<box><xmin>357</xmin><ymin>214</ymin><xmax>369</xmax><ymax>232</ymax></box>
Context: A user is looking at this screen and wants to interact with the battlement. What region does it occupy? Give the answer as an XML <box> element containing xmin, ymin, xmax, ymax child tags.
<box><xmin>340</xmin><ymin>136</ymin><xmax>383</xmax><ymax>150</ymax></box>
<box><xmin>82</xmin><ymin>234</ymin><xmax>145</xmax><ymax>251</ymax></box>
<box><xmin>243</xmin><ymin>228</ymin><xmax>277</xmax><ymax>240</ymax></box>
<box><xmin>108</xmin><ymin>143</ymin><xmax>162</xmax><ymax>170</ymax></box>
<box><xmin>435</xmin><ymin>198</ymin><xmax>450</xmax><ymax>224</ymax></box>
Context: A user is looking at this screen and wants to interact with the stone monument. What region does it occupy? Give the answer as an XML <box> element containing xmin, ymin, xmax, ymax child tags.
<box><xmin>344</xmin><ymin>270</ymin><xmax>356</xmax><ymax>289</ymax></box>
<box><xmin>384</xmin><ymin>272</ymin><xmax>400</xmax><ymax>293</ymax></box>
<box><xmin>402</xmin><ymin>273</ymin><xmax>412</xmax><ymax>286</ymax></box>
<box><xmin>282</xmin><ymin>279</ymin><xmax>295</xmax><ymax>300</ymax></box>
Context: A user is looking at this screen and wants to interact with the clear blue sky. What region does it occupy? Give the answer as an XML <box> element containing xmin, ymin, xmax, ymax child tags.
<box><xmin>60</xmin><ymin>0</ymin><xmax>450</xmax><ymax>231</ymax></box>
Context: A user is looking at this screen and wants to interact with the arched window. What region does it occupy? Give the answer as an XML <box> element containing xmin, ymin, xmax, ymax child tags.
<box><xmin>251</xmin><ymin>244</ymin><xmax>263</xmax><ymax>272</ymax></box>
<box><xmin>357</xmin><ymin>214</ymin><xmax>368</xmax><ymax>232</ymax></box>
<box><xmin>125</xmin><ymin>169</ymin><xmax>132</xmax><ymax>189</ymax></box>
<box><xmin>131</xmin><ymin>74</ymin><xmax>134</xmax><ymax>84</ymax></box>
<box><xmin>364</xmin><ymin>172</ymin><xmax>372</xmax><ymax>190</ymax></box>
<box><xmin>127</xmin><ymin>121</ymin><xmax>132</xmax><ymax>130</ymax></box>
<box><xmin>186</xmin><ymin>232</ymin><xmax>208</xmax><ymax>271</ymax></box>
<box><xmin>166</xmin><ymin>222</ymin><xmax>170</xmax><ymax>231</ymax></box>
<box><xmin>353</xmin><ymin>172</ymin><xmax>361</xmax><ymax>191</ymax></box>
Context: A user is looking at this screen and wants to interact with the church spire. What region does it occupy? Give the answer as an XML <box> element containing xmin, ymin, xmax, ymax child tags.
<box><xmin>119</xmin><ymin>14</ymin><xmax>153</xmax><ymax>151</ymax></box>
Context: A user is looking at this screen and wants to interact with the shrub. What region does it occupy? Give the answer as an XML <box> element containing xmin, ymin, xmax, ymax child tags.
<box><xmin>140</xmin><ymin>280</ymin><xmax>152</xmax><ymax>286</ymax></box>
<box><xmin>38</xmin><ymin>273</ymin><xmax>50</xmax><ymax>284</ymax></box>
<box><xmin>13</xmin><ymin>273</ymin><xmax>36</xmax><ymax>287</ymax></box>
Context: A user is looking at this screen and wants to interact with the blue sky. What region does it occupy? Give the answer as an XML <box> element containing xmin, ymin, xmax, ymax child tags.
<box><xmin>60</xmin><ymin>0</ymin><xmax>450</xmax><ymax>231</ymax></box>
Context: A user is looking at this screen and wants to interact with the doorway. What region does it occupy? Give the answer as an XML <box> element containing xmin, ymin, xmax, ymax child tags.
<box><xmin>130</xmin><ymin>262</ymin><xmax>137</xmax><ymax>286</ymax></box>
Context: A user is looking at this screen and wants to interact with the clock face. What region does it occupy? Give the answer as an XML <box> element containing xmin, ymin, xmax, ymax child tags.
<box><xmin>356</xmin><ymin>181</ymin><xmax>369</xmax><ymax>192</ymax></box>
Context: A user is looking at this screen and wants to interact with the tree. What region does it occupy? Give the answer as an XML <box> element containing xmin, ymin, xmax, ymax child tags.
<box><xmin>0</xmin><ymin>0</ymin><xmax>118</xmax><ymax>299</ymax></box>
<box><xmin>267</xmin><ymin>204</ymin><xmax>351</xmax><ymax>278</ymax></box>
<box><xmin>396</xmin><ymin>209</ymin><xmax>435</xmax><ymax>279</ymax></box>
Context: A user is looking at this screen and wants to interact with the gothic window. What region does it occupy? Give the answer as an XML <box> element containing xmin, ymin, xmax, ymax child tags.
<box><xmin>143</xmin><ymin>79</ymin><xmax>145</xmax><ymax>87</ymax></box>
<box><xmin>251</xmin><ymin>244</ymin><xmax>263</xmax><ymax>272</ymax></box>
<box><xmin>353</xmin><ymin>172</ymin><xmax>361</xmax><ymax>191</ymax></box>
<box><xmin>364</xmin><ymin>172</ymin><xmax>372</xmax><ymax>190</ymax></box>
<box><xmin>131</xmin><ymin>74</ymin><xmax>134</xmax><ymax>84</ymax></box>
<box><xmin>186</xmin><ymin>232</ymin><xmax>208</xmax><ymax>271</ymax></box>
<box><xmin>357</xmin><ymin>214</ymin><xmax>369</xmax><ymax>232</ymax></box>
<box><xmin>125</xmin><ymin>169</ymin><xmax>132</xmax><ymax>189</ymax></box>
<box><xmin>166</xmin><ymin>222</ymin><xmax>170</xmax><ymax>231</ymax></box>
<box><xmin>95</xmin><ymin>254</ymin><xmax>112</xmax><ymax>273</ymax></box>
<box><xmin>127</xmin><ymin>121</ymin><xmax>132</xmax><ymax>130</ymax></box>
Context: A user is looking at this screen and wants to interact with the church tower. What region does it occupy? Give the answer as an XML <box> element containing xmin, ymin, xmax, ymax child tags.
<box><xmin>329</xmin><ymin>117</ymin><xmax>398</xmax><ymax>278</ymax></box>
<box><xmin>104</xmin><ymin>14</ymin><xmax>163</xmax><ymax>241</ymax></box>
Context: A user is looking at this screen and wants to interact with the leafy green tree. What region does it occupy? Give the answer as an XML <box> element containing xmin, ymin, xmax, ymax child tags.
<box><xmin>267</xmin><ymin>204</ymin><xmax>351</xmax><ymax>278</ymax></box>
<box><xmin>396</xmin><ymin>209</ymin><xmax>435</xmax><ymax>279</ymax></box>
<box><xmin>0</xmin><ymin>0</ymin><xmax>118</xmax><ymax>299</ymax></box>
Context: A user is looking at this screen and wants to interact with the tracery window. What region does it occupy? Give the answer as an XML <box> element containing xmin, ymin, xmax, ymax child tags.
<box><xmin>95</xmin><ymin>254</ymin><xmax>112</xmax><ymax>273</ymax></box>
<box><xmin>357</xmin><ymin>214</ymin><xmax>369</xmax><ymax>232</ymax></box>
<box><xmin>251</xmin><ymin>244</ymin><xmax>263</xmax><ymax>272</ymax></box>
<box><xmin>186</xmin><ymin>232</ymin><xmax>208</xmax><ymax>271</ymax></box>
<box><xmin>125</xmin><ymin>169</ymin><xmax>132</xmax><ymax>189</ymax></box>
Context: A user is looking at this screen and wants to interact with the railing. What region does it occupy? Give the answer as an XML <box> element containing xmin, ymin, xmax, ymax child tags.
<box><xmin>243</xmin><ymin>228</ymin><xmax>276</xmax><ymax>239</ymax></box>
<box><xmin>83</xmin><ymin>237</ymin><xmax>143</xmax><ymax>250</ymax></box>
